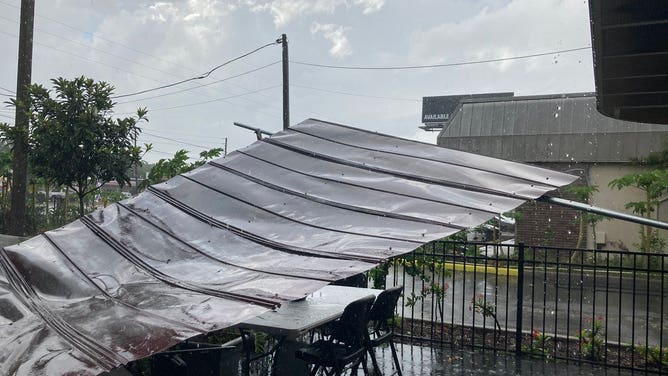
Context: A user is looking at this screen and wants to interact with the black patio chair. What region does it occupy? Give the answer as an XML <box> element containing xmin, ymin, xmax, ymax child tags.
<box><xmin>366</xmin><ymin>286</ymin><xmax>404</xmax><ymax>376</ymax></box>
<box><xmin>295</xmin><ymin>294</ymin><xmax>375</xmax><ymax>376</ymax></box>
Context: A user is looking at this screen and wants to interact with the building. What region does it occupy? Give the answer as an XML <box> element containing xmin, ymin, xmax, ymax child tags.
<box><xmin>431</xmin><ymin>92</ymin><xmax>668</xmax><ymax>250</ymax></box>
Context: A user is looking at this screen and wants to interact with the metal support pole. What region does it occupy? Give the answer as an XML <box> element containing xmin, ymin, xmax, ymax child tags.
<box><xmin>538</xmin><ymin>196</ymin><xmax>668</xmax><ymax>230</ymax></box>
<box><xmin>280</xmin><ymin>34</ymin><xmax>289</xmax><ymax>130</ymax></box>
<box><xmin>515</xmin><ymin>242</ymin><xmax>525</xmax><ymax>356</ymax></box>
<box><xmin>233</xmin><ymin>122</ymin><xmax>275</xmax><ymax>140</ymax></box>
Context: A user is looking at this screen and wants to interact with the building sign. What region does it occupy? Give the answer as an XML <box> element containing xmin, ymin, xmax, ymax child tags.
<box><xmin>422</xmin><ymin>93</ymin><xmax>514</xmax><ymax>124</ymax></box>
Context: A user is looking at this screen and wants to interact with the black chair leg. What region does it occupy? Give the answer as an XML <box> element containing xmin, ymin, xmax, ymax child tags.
<box><xmin>350</xmin><ymin>353</ymin><xmax>369</xmax><ymax>376</ymax></box>
<box><xmin>360</xmin><ymin>355</ymin><xmax>369</xmax><ymax>376</ymax></box>
<box><xmin>389</xmin><ymin>341</ymin><xmax>402</xmax><ymax>376</ymax></box>
<box><xmin>367</xmin><ymin>348</ymin><xmax>382</xmax><ymax>376</ymax></box>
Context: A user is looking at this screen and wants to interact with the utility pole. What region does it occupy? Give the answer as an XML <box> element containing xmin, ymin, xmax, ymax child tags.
<box><xmin>9</xmin><ymin>0</ymin><xmax>35</xmax><ymax>236</ymax></box>
<box><xmin>280</xmin><ymin>34</ymin><xmax>289</xmax><ymax>130</ymax></box>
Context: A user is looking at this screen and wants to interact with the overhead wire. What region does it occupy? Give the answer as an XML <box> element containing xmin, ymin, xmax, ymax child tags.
<box><xmin>0</xmin><ymin>26</ymin><xmax>281</xmax><ymax>114</ymax></box>
<box><xmin>115</xmin><ymin>61</ymin><xmax>281</xmax><ymax>104</ymax></box>
<box><xmin>0</xmin><ymin>14</ymin><xmax>195</xmax><ymax>81</ymax></box>
<box><xmin>0</xmin><ymin>85</ymin><xmax>15</xmax><ymax>94</ymax></box>
<box><xmin>0</xmin><ymin>3</ymin><xmax>284</xmax><ymax>114</ymax></box>
<box><xmin>0</xmin><ymin>0</ymin><xmax>195</xmax><ymax>75</ymax></box>
<box><xmin>141</xmin><ymin>131</ymin><xmax>221</xmax><ymax>150</ymax></box>
<box><xmin>0</xmin><ymin>29</ymin><xmax>168</xmax><ymax>85</ymax></box>
<box><xmin>291</xmin><ymin>83</ymin><xmax>420</xmax><ymax>102</ymax></box>
<box><xmin>290</xmin><ymin>46</ymin><xmax>591</xmax><ymax>70</ymax></box>
<box><xmin>139</xmin><ymin>138</ymin><xmax>210</xmax><ymax>151</ymax></box>
<box><xmin>111</xmin><ymin>41</ymin><xmax>280</xmax><ymax>99</ymax></box>
<box><xmin>142</xmin><ymin>127</ymin><xmax>228</xmax><ymax>142</ymax></box>
<box><xmin>0</xmin><ymin>11</ymin><xmax>277</xmax><ymax>105</ymax></box>
<box><xmin>116</xmin><ymin>84</ymin><xmax>281</xmax><ymax>115</ymax></box>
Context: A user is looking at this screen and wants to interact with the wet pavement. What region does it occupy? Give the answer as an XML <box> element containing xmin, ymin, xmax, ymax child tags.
<box><xmin>391</xmin><ymin>266</ymin><xmax>668</xmax><ymax>347</ymax></box>
<box><xmin>157</xmin><ymin>339</ymin><xmax>636</xmax><ymax>375</ymax></box>
<box><xmin>371</xmin><ymin>343</ymin><xmax>634</xmax><ymax>376</ymax></box>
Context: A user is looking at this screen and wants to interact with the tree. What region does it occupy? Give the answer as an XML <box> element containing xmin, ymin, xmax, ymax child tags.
<box><xmin>609</xmin><ymin>170</ymin><xmax>668</xmax><ymax>253</ymax></box>
<box><xmin>140</xmin><ymin>148</ymin><xmax>224</xmax><ymax>190</ymax></box>
<box><xmin>8</xmin><ymin>76</ymin><xmax>149</xmax><ymax>217</ymax></box>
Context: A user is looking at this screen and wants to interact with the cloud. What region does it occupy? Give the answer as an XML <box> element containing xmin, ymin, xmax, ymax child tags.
<box><xmin>409</xmin><ymin>0</ymin><xmax>591</xmax><ymax>72</ymax></box>
<box><xmin>354</xmin><ymin>0</ymin><xmax>385</xmax><ymax>14</ymax></box>
<box><xmin>310</xmin><ymin>22</ymin><xmax>352</xmax><ymax>58</ymax></box>
<box><xmin>245</xmin><ymin>0</ymin><xmax>385</xmax><ymax>27</ymax></box>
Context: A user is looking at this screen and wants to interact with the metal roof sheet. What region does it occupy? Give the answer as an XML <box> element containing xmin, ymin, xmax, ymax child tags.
<box><xmin>438</xmin><ymin>94</ymin><xmax>668</xmax><ymax>162</ymax></box>
<box><xmin>0</xmin><ymin>119</ymin><xmax>576</xmax><ymax>375</ymax></box>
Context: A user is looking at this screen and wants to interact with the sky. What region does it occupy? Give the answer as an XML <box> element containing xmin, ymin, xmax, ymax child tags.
<box><xmin>0</xmin><ymin>0</ymin><xmax>595</xmax><ymax>163</ymax></box>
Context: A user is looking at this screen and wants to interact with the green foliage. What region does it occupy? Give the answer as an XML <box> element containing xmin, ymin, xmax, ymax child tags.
<box><xmin>609</xmin><ymin>171</ymin><xmax>668</xmax><ymax>217</ymax></box>
<box><xmin>609</xmin><ymin>169</ymin><xmax>668</xmax><ymax>253</ymax></box>
<box><xmin>634</xmin><ymin>138</ymin><xmax>668</xmax><ymax>169</ymax></box>
<box><xmin>469</xmin><ymin>293</ymin><xmax>502</xmax><ymax>334</ymax></box>
<box><xmin>579</xmin><ymin>316</ymin><xmax>605</xmax><ymax>360</ymax></box>
<box><xmin>565</xmin><ymin>184</ymin><xmax>599</xmax><ymax>202</ymax></box>
<box><xmin>395</xmin><ymin>257</ymin><xmax>450</xmax><ymax>321</ymax></box>
<box><xmin>140</xmin><ymin>148</ymin><xmax>224</xmax><ymax>190</ymax></box>
<box><xmin>636</xmin><ymin>345</ymin><xmax>668</xmax><ymax>368</ymax></box>
<box><xmin>98</xmin><ymin>190</ymin><xmax>128</xmax><ymax>207</ymax></box>
<box><xmin>368</xmin><ymin>262</ymin><xmax>389</xmax><ymax>289</ymax></box>
<box><xmin>2</xmin><ymin>76</ymin><xmax>149</xmax><ymax>217</ymax></box>
<box><xmin>0</xmin><ymin>145</ymin><xmax>11</xmax><ymax>177</ymax></box>
<box><xmin>523</xmin><ymin>329</ymin><xmax>552</xmax><ymax>359</ymax></box>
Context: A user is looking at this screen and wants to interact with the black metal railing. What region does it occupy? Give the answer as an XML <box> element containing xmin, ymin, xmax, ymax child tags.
<box><xmin>378</xmin><ymin>240</ymin><xmax>668</xmax><ymax>374</ymax></box>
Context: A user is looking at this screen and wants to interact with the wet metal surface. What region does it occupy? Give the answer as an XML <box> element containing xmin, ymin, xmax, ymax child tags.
<box><xmin>0</xmin><ymin>119</ymin><xmax>577</xmax><ymax>375</ymax></box>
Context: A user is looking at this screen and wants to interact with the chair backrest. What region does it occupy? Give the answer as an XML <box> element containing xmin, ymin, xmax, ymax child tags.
<box><xmin>331</xmin><ymin>294</ymin><xmax>375</xmax><ymax>346</ymax></box>
<box><xmin>331</xmin><ymin>273</ymin><xmax>368</xmax><ymax>288</ymax></box>
<box><xmin>368</xmin><ymin>286</ymin><xmax>403</xmax><ymax>329</ymax></box>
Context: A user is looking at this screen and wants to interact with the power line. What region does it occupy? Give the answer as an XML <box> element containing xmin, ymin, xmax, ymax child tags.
<box><xmin>116</xmin><ymin>61</ymin><xmax>280</xmax><ymax>104</ymax></box>
<box><xmin>0</xmin><ymin>0</ymin><xmax>197</xmax><ymax>75</ymax></box>
<box><xmin>291</xmin><ymin>46</ymin><xmax>591</xmax><ymax>70</ymax></box>
<box><xmin>0</xmin><ymin>14</ymin><xmax>196</xmax><ymax>81</ymax></box>
<box><xmin>117</xmin><ymin>84</ymin><xmax>281</xmax><ymax>114</ymax></box>
<box><xmin>0</xmin><ymin>2</ymin><xmax>285</xmax><ymax>115</ymax></box>
<box><xmin>141</xmin><ymin>131</ymin><xmax>220</xmax><ymax>150</ymax></box>
<box><xmin>112</xmin><ymin>41</ymin><xmax>280</xmax><ymax>99</ymax></box>
<box><xmin>0</xmin><ymin>85</ymin><xmax>15</xmax><ymax>94</ymax></box>
<box><xmin>291</xmin><ymin>83</ymin><xmax>420</xmax><ymax>102</ymax></box>
<box><xmin>139</xmin><ymin>138</ymin><xmax>210</xmax><ymax>150</ymax></box>
<box><xmin>141</xmin><ymin>127</ymin><xmax>227</xmax><ymax>141</ymax></box>
<box><xmin>0</xmin><ymin>29</ymin><xmax>168</xmax><ymax>85</ymax></box>
<box><xmin>0</xmin><ymin>21</ymin><xmax>267</xmax><ymax>107</ymax></box>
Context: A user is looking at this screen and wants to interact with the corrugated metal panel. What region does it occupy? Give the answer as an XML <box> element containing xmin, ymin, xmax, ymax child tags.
<box><xmin>439</xmin><ymin>94</ymin><xmax>668</xmax><ymax>163</ymax></box>
<box><xmin>0</xmin><ymin>119</ymin><xmax>577</xmax><ymax>376</ymax></box>
<box><xmin>502</xmin><ymin>101</ymin><xmax>516</xmax><ymax>137</ymax></box>
<box><xmin>469</xmin><ymin>103</ymin><xmax>483</xmax><ymax>137</ymax></box>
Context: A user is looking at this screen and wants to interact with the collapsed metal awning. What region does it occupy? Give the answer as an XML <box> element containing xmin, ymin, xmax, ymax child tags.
<box><xmin>0</xmin><ymin>119</ymin><xmax>577</xmax><ymax>375</ymax></box>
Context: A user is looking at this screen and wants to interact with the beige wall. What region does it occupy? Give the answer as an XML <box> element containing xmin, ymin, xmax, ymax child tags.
<box><xmin>588</xmin><ymin>164</ymin><xmax>668</xmax><ymax>251</ymax></box>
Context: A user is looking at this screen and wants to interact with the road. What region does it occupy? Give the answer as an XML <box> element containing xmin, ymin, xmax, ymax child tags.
<box><xmin>387</xmin><ymin>266</ymin><xmax>668</xmax><ymax>347</ymax></box>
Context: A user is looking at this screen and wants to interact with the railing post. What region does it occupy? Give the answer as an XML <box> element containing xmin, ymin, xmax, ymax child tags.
<box><xmin>515</xmin><ymin>242</ymin><xmax>525</xmax><ymax>356</ymax></box>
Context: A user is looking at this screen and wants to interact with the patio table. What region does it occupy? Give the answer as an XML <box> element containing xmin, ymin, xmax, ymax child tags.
<box><xmin>236</xmin><ymin>285</ymin><xmax>382</xmax><ymax>375</ymax></box>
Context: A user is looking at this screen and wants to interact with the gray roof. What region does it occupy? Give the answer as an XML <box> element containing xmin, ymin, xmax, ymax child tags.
<box><xmin>0</xmin><ymin>119</ymin><xmax>576</xmax><ymax>376</ymax></box>
<box><xmin>437</xmin><ymin>93</ymin><xmax>668</xmax><ymax>163</ymax></box>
